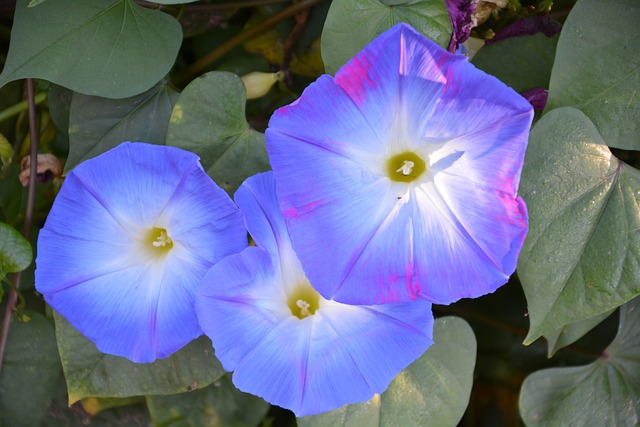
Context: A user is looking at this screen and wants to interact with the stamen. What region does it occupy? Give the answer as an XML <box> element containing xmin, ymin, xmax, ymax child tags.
<box><xmin>296</xmin><ymin>299</ymin><xmax>311</xmax><ymax>317</ymax></box>
<box><xmin>152</xmin><ymin>230</ymin><xmax>173</xmax><ymax>248</ymax></box>
<box><xmin>395</xmin><ymin>160</ymin><xmax>415</xmax><ymax>175</ymax></box>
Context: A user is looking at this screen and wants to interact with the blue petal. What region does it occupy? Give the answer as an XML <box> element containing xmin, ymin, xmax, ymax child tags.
<box><xmin>36</xmin><ymin>142</ymin><xmax>246</xmax><ymax>362</ymax></box>
<box><xmin>234</xmin><ymin>172</ymin><xmax>307</xmax><ymax>286</ymax></box>
<box><xmin>266</xmin><ymin>23</ymin><xmax>532</xmax><ymax>305</ymax></box>
<box><xmin>195</xmin><ymin>174</ymin><xmax>434</xmax><ymax>416</ymax></box>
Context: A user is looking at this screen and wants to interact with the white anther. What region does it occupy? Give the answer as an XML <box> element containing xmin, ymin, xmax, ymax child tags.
<box><xmin>296</xmin><ymin>299</ymin><xmax>311</xmax><ymax>317</ymax></box>
<box><xmin>395</xmin><ymin>160</ymin><xmax>415</xmax><ymax>175</ymax></box>
<box><xmin>152</xmin><ymin>230</ymin><xmax>172</xmax><ymax>247</ymax></box>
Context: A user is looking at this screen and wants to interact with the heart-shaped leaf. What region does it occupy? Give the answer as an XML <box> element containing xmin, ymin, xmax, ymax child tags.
<box><xmin>520</xmin><ymin>297</ymin><xmax>640</xmax><ymax>426</ymax></box>
<box><xmin>321</xmin><ymin>0</ymin><xmax>451</xmax><ymax>75</ymax></box>
<box><xmin>54</xmin><ymin>313</ymin><xmax>225</xmax><ymax>404</ymax></box>
<box><xmin>166</xmin><ymin>71</ymin><xmax>270</xmax><ymax>195</ymax></box>
<box><xmin>546</xmin><ymin>0</ymin><xmax>640</xmax><ymax>150</ymax></box>
<box><xmin>518</xmin><ymin>107</ymin><xmax>640</xmax><ymax>344</ymax></box>
<box><xmin>0</xmin><ymin>0</ymin><xmax>182</xmax><ymax>99</ymax></box>
<box><xmin>65</xmin><ymin>81</ymin><xmax>179</xmax><ymax>173</ymax></box>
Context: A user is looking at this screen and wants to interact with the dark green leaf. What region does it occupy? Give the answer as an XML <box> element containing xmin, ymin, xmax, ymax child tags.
<box><xmin>65</xmin><ymin>81</ymin><xmax>179</xmax><ymax>173</ymax></box>
<box><xmin>472</xmin><ymin>33</ymin><xmax>559</xmax><ymax>93</ymax></box>
<box><xmin>0</xmin><ymin>311</ymin><xmax>61</xmax><ymax>427</ymax></box>
<box><xmin>147</xmin><ymin>375</ymin><xmax>269</xmax><ymax>427</ymax></box>
<box><xmin>321</xmin><ymin>0</ymin><xmax>451</xmax><ymax>75</ymax></box>
<box><xmin>166</xmin><ymin>71</ymin><xmax>270</xmax><ymax>195</ymax></box>
<box><xmin>544</xmin><ymin>309</ymin><xmax>614</xmax><ymax>357</ymax></box>
<box><xmin>0</xmin><ymin>222</ymin><xmax>32</xmax><ymax>275</ymax></box>
<box><xmin>518</xmin><ymin>107</ymin><xmax>640</xmax><ymax>344</ymax></box>
<box><xmin>0</xmin><ymin>0</ymin><xmax>182</xmax><ymax>99</ymax></box>
<box><xmin>298</xmin><ymin>317</ymin><xmax>476</xmax><ymax>426</ymax></box>
<box><xmin>546</xmin><ymin>0</ymin><xmax>640</xmax><ymax>150</ymax></box>
<box><xmin>54</xmin><ymin>312</ymin><xmax>225</xmax><ymax>404</ymax></box>
<box><xmin>520</xmin><ymin>297</ymin><xmax>640</xmax><ymax>426</ymax></box>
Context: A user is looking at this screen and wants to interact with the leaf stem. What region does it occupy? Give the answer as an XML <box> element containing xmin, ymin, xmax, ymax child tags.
<box><xmin>174</xmin><ymin>0</ymin><xmax>323</xmax><ymax>86</ymax></box>
<box><xmin>0</xmin><ymin>79</ymin><xmax>40</xmax><ymax>375</ymax></box>
<box><xmin>0</xmin><ymin>92</ymin><xmax>47</xmax><ymax>123</ymax></box>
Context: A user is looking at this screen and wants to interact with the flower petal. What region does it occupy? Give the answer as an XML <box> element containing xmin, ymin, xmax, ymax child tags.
<box><xmin>266</xmin><ymin>23</ymin><xmax>532</xmax><ymax>305</ymax></box>
<box><xmin>195</xmin><ymin>173</ymin><xmax>434</xmax><ymax>416</ymax></box>
<box><xmin>36</xmin><ymin>142</ymin><xmax>246</xmax><ymax>362</ymax></box>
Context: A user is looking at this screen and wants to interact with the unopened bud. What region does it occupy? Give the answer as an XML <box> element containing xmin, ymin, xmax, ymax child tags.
<box><xmin>241</xmin><ymin>71</ymin><xmax>284</xmax><ymax>100</ymax></box>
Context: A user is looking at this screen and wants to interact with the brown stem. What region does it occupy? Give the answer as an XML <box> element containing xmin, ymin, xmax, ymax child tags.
<box><xmin>175</xmin><ymin>0</ymin><xmax>323</xmax><ymax>86</ymax></box>
<box><xmin>0</xmin><ymin>78</ymin><xmax>40</xmax><ymax>375</ymax></box>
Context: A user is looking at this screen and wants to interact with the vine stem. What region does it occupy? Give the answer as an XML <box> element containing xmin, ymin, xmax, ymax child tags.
<box><xmin>175</xmin><ymin>0</ymin><xmax>324</xmax><ymax>86</ymax></box>
<box><xmin>0</xmin><ymin>79</ymin><xmax>39</xmax><ymax>375</ymax></box>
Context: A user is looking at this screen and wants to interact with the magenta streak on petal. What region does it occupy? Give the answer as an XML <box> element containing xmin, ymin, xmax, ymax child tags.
<box><xmin>336</xmin><ymin>53</ymin><xmax>380</xmax><ymax>107</ymax></box>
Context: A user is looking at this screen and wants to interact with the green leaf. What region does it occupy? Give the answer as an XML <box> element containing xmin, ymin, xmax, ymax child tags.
<box><xmin>321</xmin><ymin>0</ymin><xmax>451</xmax><ymax>75</ymax></box>
<box><xmin>65</xmin><ymin>81</ymin><xmax>179</xmax><ymax>174</ymax></box>
<box><xmin>0</xmin><ymin>222</ymin><xmax>32</xmax><ymax>275</ymax></box>
<box><xmin>518</xmin><ymin>107</ymin><xmax>640</xmax><ymax>344</ymax></box>
<box><xmin>298</xmin><ymin>317</ymin><xmax>476</xmax><ymax>427</ymax></box>
<box><xmin>0</xmin><ymin>0</ymin><xmax>182</xmax><ymax>99</ymax></box>
<box><xmin>0</xmin><ymin>311</ymin><xmax>61</xmax><ymax>427</ymax></box>
<box><xmin>471</xmin><ymin>33</ymin><xmax>559</xmax><ymax>93</ymax></box>
<box><xmin>546</xmin><ymin>0</ymin><xmax>640</xmax><ymax>150</ymax></box>
<box><xmin>520</xmin><ymin>297</ymin><xmax>640</xmax><ymax>426</ymax></box>
<box><xmin>54</xmin><ymin>312</ymin><xmax>225</xmax><ymax>404</ymax></box>
<box><xmin>166</xmin><ymin>71</ymin><xmax>270</xmax><ymax>195</ymax></box>
<box><xmin>147</xmin><ymin>375</ymin><xmax>269</xmax><ymax>427</ymax></box>
<box><xmin>544</xmin><ymin>309</ymin><xmax>614</xmax><ymax>357</ymax></box>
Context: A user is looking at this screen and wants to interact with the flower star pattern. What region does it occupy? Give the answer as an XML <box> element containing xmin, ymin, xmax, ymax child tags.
<box><xmin>195</xmin><ymin>172</ymin><xmax>434</xmax><ymax>417</ymax></box>
<box><xmin>266</xmin><ymin>23</ymin><xmax>533</xmax><ymax>305</ymax></box>
<box><xmin>36</xmin><ymin>142</ymin><xmax>246</xmax><ymax>363</ymax></box>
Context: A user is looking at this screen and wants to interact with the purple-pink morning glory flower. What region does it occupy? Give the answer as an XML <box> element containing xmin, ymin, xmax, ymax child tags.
<box><xmin>266</xmin><ymin>23</ymin><xmax>533</xmax><ymax>306</ymax></box>
<box><xmin>195</xmin><ymin>172</ymin><xmax>434</xmax><ymax>416</ymax></box>
<box><xmin>36</xmin><ymin>142</ymin><xmax>246</xmax><ymax>363</ymax></box>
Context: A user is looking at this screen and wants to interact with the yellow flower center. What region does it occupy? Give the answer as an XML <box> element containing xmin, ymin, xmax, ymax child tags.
<box><xmin>146</xmin><ymin>227</ymin><xmax>173</xmax><ymax>254</ymax></box>
<box><xmin>387</xmin><ymin>151</ymin><xmax>426</xmax><ymax>183</ymax></box>
<box><xmin>287</xmin><ymin>281</ymin><xmax>320</xmax><ymax>319</ymax></box>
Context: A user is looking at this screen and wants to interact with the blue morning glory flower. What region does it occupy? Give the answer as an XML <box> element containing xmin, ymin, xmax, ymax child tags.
<box><xmin>265</xmin><ymin>23</ymin><xmax>533</xmax><ymax>306</ymax></box>
<box><xmin>36</xmin><ymin>142</ymin><xmax>246</xmax><ymax>363</ymax></box>
<box><xmin>195</xmin><ymin>172</ymin><xmax>434</xmax><ymax>416</ymax></box>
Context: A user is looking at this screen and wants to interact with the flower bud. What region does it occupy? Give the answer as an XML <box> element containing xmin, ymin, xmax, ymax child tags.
<box><xmin>241</xmin><ymin>71</ymin><xmax>284</xmax><ymax>100</ymax></box>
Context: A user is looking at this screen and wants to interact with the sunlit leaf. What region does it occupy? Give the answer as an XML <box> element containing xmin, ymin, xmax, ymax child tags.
<box><xmin>518</xmin><ymin>107</ymin><xmax>640</xmax><ymax>344</ymax></box>
<box><xmin>298</xmin><ymin>317</ymin><xmax>476</xmax><ymax>427</ymax></box>
<box><xmin>65</xmin><ymin>81</ymin><xmax>179</xmax><ymax>174</ymax></box>
<box><xmin>520</xmin><ymin>297</ymin><xmax>640</xmax><ymax>426</ymax></box>
<box><xmin>0</xmin><ymin>0</ymin><xmax>182</xmax><ymax>99</ymax></box>
<box><xmin>0</xmin><ymin>222</ymin><xmax>32</xmax><ymax>275</ymax></box>
<box><xmin>147</xmin><ymin>375</ymin><xmax>269</xmax><ymax>427</ymax></box>
<box><xmin>0</xmin><ymin>312</ymin><xmax>60</xmax><ymax>427</ymax></box>
<box><xmin>544</xmin><ymin>309</ymin><xmax>614</xmax><ymax>357</ymax></box>
<box><xmin>321</xmin><ymin>0</ymin><xmax>451</xmax><ymax>75</ymax></box>
<box><xmin>54</xmin><ymin>313</ymin><xmax>225</xmax><ymax>404</ymax></box>
<box><xmin>471</xmin><ymin>33</ymin><xmax>559</xmax><ymax>93</ymax></box>
<box><xmin>166</xmin><ymin>71</ymin><xmax>270</xmax><ymax>195</ymax></box>
<box><xmin>546</xmin><ymin>0</ymin><xmax>640</xmax><ymax>150</ymax></box>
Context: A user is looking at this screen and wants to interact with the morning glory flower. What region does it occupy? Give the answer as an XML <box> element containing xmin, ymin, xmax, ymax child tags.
<box><xmin>266</xmin><ymin>23</ymin><xmax>533</xmax><ymax>305</ymax></box>
<box><xmin>195</xmin><ymin>172</ymin><xmax>434</xmax><ymax>416</ymax></box>
<box><xmin>36</xmin><ymin>142</ymin><xmax>246</xmax><ymax>363</ymax></box>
